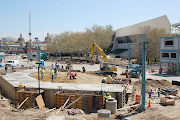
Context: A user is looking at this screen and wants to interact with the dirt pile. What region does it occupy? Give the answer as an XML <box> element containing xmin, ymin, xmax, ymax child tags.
<box><xmin>133</xmin><ymin>79</ymin><xmax>178</xmax><ymax>91</ymax></box>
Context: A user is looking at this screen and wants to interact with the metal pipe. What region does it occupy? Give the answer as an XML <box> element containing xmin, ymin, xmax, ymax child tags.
<box><xmin>38</xmin><ymin>66</ymin><xmax>40</xmax><ymax>94</ymax></box>
<box><xmin>141</xmin><ymin>36</ymin><xmax>147</xmax><ymax>110</ymax></box>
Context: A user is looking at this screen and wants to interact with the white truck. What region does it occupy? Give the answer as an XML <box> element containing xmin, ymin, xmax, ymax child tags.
<box><xmin>5</xmin><ymin>60</ymin><xmax>19</xmax><ymax>67</ymax></box>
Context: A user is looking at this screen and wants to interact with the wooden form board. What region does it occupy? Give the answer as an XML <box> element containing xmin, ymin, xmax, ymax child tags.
<box><xmin>70</xmin><ymin>95</ymin><xmax>77</xmax><ymax>108</ymax></box>
<box><xmin>55</xmin><ymin>93</ymin><xmax>102</xmax><ymax>113</ymax></box>
<box><xmin>98</xmin><ymin>96</ymin><xmax>103</xmax><ymax>109</ymax></box>
<box><xmin>25</xmin><ymin>93</ymin><xmax>30</xmax><ymax>108</ymax></box>
<box><xmin>76</xmin><ymin>95</ymin><xmax>82</xmax><ymax>109</ymax></box>
<box><xmin>19</xmin><ymin>91</ymin><xmax>40</xmax><ymax>109</ymax></box>
<box><xmin>35</xmin><ymin>94</ymin><xmax>45</xmax><ymax>109</ymax></box>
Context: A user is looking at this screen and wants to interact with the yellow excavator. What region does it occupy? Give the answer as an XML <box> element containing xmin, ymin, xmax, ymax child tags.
<box><xmin>89</xmin><ymin>41</ymin><xmax>117</xmax><ymax>76</ymax></box>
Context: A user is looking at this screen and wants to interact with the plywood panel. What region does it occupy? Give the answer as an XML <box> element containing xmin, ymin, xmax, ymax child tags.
<box><xmin>35</xmin><ymin>94</ymin><xmax>45</xmax><ymax>109</ymax></box>
<box><xmin>98</xmin><ymin>95</ymin><xmax>103</xmax><ymax>109</ymax></box>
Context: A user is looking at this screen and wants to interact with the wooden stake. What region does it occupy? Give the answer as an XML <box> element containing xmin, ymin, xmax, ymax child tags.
<box><xmin>61</xmin><ymin>96</ymin><xmax>70</xmax><ymax>111</ymax></box>
<box><xmin>55</xmin><ymin>107</ymin><xmax>61</xmax><ymax>115</ymax></box>
<box><xmin>64</xmin><ymin>95</ymin><xmax>84</xmax><ymax>110</ymax></box>
<box><xmin>45</xmin><ymin>107</ymin><xmax>56</xmax><ymax>114</ymax></box>
<box><xmin>55</xmin><ymin>96</ymin><xmax>70</xmax><ymax>115</ymax></box>
<box><xmin>17</xmin><ymin>97</ymin><xmax>28</xmax><ymax>110</ymax></box>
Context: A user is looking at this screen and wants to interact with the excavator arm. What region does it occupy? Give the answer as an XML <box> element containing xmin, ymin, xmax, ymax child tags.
<box><xmin>89</xmin><ymin>41</ymin><xmax>107</xmax><ymax>62</ymax></box>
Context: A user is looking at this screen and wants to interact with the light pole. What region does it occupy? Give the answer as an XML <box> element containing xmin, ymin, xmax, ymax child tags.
<box><xmin>35</xmin><ymin>61</ymin><xmax>42</xmax><ymax>95</ymax></box>
<box><xmin>47</xmin><ymin>33</ymin><xmax>50</xmax><ymax>59</ymax></box>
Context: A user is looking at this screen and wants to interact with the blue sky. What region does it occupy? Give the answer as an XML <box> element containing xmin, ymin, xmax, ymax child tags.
<box><xmin>0</xmin><ymin>0</ymin><xmax>179</xmax><ymax>41</ymax></box>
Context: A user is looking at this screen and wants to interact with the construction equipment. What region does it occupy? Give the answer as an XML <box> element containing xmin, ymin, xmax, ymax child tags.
<box><xmin>21</xmin><ymin>54</ymin><xmax>27</xmax><ymax>59</ymax></box>
<box><xmin>89</xmin><ymin>41</ymin><xmax>117</xmax><ymax>76</ymax></box>
<box><xmin>129</xmin><ymin>64</ymin><xmax>141</xmax><ymax>78</ymax></box>
<box><xmin>126</xmin><ymin>64</ymin><xmax>141</xmax><ymax>78</ymax></box>
<box><xmin>40</xmin><ymin>53</ymin><xmax>49</xmax><ymax>61</ymax></box>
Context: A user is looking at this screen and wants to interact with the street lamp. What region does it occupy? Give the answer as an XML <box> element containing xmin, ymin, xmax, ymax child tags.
<box><xmin>36</xmin><ymin>61</ymin><xmax>42</xmax><ymax>95</ymax></box>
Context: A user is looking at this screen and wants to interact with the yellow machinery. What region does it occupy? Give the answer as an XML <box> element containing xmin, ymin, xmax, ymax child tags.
<box><xmin>21</xmin><ymin>54</ymin><xmax>27</xmax><ymax>59</ymax></box>
<box><xmin>89</xmin><ymin>41</ymin><xmax>117</xmax><ymax>76</ymax></box>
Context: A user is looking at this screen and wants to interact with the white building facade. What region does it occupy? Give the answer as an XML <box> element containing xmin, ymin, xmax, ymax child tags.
<box><xmin>112</xmin><ymin>15</ymin><xmax>171</xmax><ymax>58</ymax></box>
<box><xmin>160</xmin><ymin>37</ymin><xmax>180</xmax><ymax>75</ymax></box>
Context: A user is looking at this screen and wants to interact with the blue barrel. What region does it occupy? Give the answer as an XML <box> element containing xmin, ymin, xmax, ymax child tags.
<box><xmin>41</xmin><ymin>60</ymin><xmax>44</xmax><ymax>67</ymax></box>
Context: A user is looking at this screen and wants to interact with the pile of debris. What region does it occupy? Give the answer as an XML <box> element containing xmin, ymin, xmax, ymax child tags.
<box><xmin>160</xmin><ymin>87</ymin><xmax>178</xmax><ymax>95</ymax></box>
<box><xmin>67</xmin><ymin>108</ymin><xmax>83</xmax><ymax>115</ymax></box>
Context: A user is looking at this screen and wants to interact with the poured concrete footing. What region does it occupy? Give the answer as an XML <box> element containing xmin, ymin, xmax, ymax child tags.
<box><xmin>0</xmin><ymin>70</ymin><xmax>125</xmax><ymax>109</ymax></box>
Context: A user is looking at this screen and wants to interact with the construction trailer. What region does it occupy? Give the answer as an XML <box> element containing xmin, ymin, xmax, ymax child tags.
<box><xmin>27</xmin><ymin>52</ymin><xmax>49</xmax><ymax>61</ymax></box>
<box><xmin>160</xmin><ymin>37</ymin><xmax>180</xmax><ymax>75</ymax></box>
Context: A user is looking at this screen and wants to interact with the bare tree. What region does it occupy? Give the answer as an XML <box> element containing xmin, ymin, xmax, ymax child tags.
<box><xmin>130</xmin><ymin>26</ymin><xmax>170</xmax><ymax>62</ymax></box>
<box><xmin>49</xmin><ymin>24</ymin><xmax>114</xmax><ymax>59</ymax></box>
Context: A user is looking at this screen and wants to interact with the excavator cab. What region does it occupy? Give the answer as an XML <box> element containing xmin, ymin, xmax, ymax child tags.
<box><xmin>100</xmin><ymin>62</ymin><xmax>111</xmax><ymax>71</ymax></box>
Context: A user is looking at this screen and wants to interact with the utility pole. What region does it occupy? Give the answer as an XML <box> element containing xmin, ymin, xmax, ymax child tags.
<box><xmin>128</xmin><ymin>44</ymin><xmax>131</xmax><ymax>69</ymax></box>
<box><xmin>38</xmin><ymin>44</ymin><xmax>41</xmax><ymax>62</ymax></box>
<box><xmin>47</xmin><ymin>33</ymin><xmax>50</xmax><ymax>59</ymax></box>
<box><xmin>139</xmin><ymin>36</ymin><xmax>148</xmax><ymax>110</ymax></box>
<box><xmin>29</xmin><ymin>12</ymin><xmax>32</xmax><ymax>61</ymax></box>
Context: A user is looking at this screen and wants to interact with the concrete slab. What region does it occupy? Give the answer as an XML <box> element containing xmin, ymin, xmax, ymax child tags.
<box><xmin>2</xmin><ymin>69</ymin><xmax>124</xmax><ymax>92</ymax></box>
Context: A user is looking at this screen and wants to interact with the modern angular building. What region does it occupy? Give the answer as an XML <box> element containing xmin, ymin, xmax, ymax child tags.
<box><xmin>112</xmin><ymin>15</ymin><xmax>171</xmax><ymax>58</ymax></box>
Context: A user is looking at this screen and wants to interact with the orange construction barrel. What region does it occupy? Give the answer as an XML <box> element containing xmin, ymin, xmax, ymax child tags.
<box><xmin>136</xmin><ymin>94</ymin><xmax>141</xmax><ymax>104</ymax></box>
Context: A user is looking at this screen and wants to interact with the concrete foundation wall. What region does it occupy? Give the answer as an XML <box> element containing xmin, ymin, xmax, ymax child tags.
<box><xmin>0</xmin><ymin>76</ymin><xmax>22</xmax><ymax>102</ymax></box>
<box><xmin>0</xmin><ymin>76</ymin><xmax>125</xmax><ymax>109</ymax></box>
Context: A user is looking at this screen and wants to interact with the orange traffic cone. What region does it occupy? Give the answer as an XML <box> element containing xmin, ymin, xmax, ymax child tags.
<box><xmin>148</xmin><ymin>100</ymin><xmax>151</xmax><ymax>107</ymax></box>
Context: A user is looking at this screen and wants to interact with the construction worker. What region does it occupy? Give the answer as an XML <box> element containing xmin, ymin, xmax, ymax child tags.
<box><xmin>11</xmin><ymin>66</ymin><xmax>14</xmax><ymax>72</ymax></box>
<box><xmin>30</xmin><ymin>64</ymin><xmax>32</xmax><ymax>69</ymax></box>
<box><xmin>5</xmin><ymin>65</ymin><xmax>7</xmax><ymax>74</ymax></box>
<box><xmin>105</xmin><ymin>93</ymin><xmax>111</xmax><ymax>100</ymax></box>
<box><xmin>160</xmin><ymin>67</ymin><xmax>163</xmax><ymax>74</ymax></box>
<box><xmin>102</xmin><ymin>77</ymin><xmax>107</xmax><ymax>83</ymax></box>
<box><xmin>66</xmin><ymin>64</ymin><xmax>72</xmax><ymax>75</ymax></box>
<box><xmin>54</xmin><ymin>67</ymin><xmax>57</xmax><ymax>78</ymax></box>
<box><xmin>51</xmin><ymin>68</ymin><xmax>54</xmax><ymax>81</ymax></box>
<box><xmin>40</xmin><ymin>67</ymin><xmax>45</xmax><ymax>79</ymax></box>
<box><xmin>70</xmin><ymin>72</ymin><xmax>76</xmax><ymax>79</ymax></box>
<box><xmin>55</xmin><ymin>63</ymin><xmax>59</xmax><ymax>70</ymax></box>
<box><xmin>102</xmin><ymin>75</ymin><xmax>112</xmax><ymax>83</ymax></box>
<box><xmin>107</xmin><ymin>75</ymin><xmax>112</xmax><ymax>84</ymax></box>
<box><xmin>82</xmin><ymin>66</ymin><xmax>85</xmax><ymax>73</ymax></box>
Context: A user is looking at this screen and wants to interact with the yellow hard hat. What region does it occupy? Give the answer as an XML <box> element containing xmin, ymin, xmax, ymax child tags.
<box><xmin>19</xmin><ymin>82</ymin><xmax>23</xmax><ymax>87</ymax></box>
